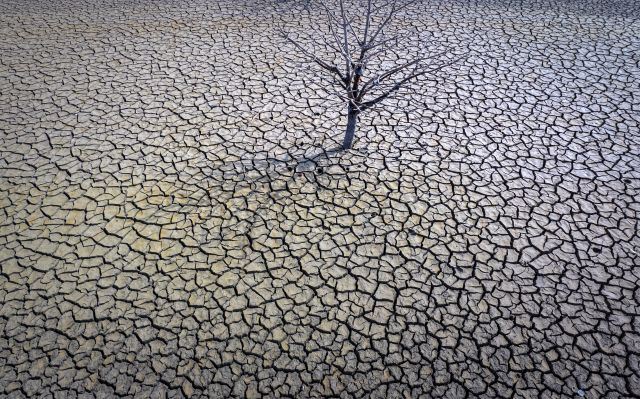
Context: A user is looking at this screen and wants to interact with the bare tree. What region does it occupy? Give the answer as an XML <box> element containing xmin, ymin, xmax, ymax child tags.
<box><xmin>279</xmin><ymin>0</ymin><xmax>461</xmax><ymax>150</ymax></box>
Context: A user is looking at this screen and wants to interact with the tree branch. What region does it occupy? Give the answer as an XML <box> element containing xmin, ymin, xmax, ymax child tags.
<box><xmin>360</xmin><ymin>55</ymin><xmax>465</xmax><ymax>110</ymax></box>
<box><xmin>280</xmin><ymin>30</ymin><xmax>347</xmax><ymax>84</ymax></box>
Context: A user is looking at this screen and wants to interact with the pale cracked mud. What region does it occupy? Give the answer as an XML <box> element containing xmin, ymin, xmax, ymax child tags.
<box><xmin>1</xmin><ymin>0</ymin><xmax>639</xmax><ymax>398</ymax></box>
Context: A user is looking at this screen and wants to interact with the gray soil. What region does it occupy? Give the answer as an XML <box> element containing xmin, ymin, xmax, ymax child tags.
<box><xmin>1</xmin><ymin>0</ymin><xmax>639</xmax><ymax>397</ymax></box>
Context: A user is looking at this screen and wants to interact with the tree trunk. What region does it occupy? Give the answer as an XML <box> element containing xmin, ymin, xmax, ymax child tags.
<box><xmin>342</xmin><ymin>107</ymin><xmax>359</xmax><ymax>150</ymax></box>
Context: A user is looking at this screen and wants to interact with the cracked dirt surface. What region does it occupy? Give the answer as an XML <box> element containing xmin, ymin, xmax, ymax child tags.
<box><xmin>1</xmin><ymin>0</ymin><xmax>640</xmax><ymax>397</ymax></box>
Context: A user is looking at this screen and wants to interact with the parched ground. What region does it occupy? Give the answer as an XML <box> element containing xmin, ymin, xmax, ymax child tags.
<box><xmin>1</xmin><ymin>0</ymin><xmax>639</xmax><ymax>397</ymax></box>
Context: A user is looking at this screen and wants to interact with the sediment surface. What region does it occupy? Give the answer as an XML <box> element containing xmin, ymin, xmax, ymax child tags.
<box><xmin>1</xmin><ymin>0</ymin><xmax>639</xmax><ymax>397</ymax></box>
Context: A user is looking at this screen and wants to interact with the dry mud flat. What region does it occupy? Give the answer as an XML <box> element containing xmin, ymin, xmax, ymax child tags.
<box><xmin>1</xmin><ymin>0</ymin><xmax>639</xmax><ymax>398</ymax></box>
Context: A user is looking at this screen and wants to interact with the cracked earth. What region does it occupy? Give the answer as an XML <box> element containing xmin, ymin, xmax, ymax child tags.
<box><xmin>1</xmin><ymin>0</ymin><xmax>640</xmax><ymax>398</ymax></box>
